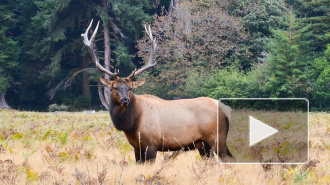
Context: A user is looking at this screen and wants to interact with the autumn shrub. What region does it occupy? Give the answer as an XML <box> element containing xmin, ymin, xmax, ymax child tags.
<box><xmin>136</xmin><ymin>0</ymin><xmax>247</xmax><ymax>99</ymax></box>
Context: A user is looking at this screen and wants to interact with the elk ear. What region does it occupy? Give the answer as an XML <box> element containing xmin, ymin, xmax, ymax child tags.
<box><xmin>132</xmin><ymin>80</ymin><xmax>145</xmax><ymax>88</ymax></box>
<box><xmin>99</xmin><ymin>78</ymin><xmax>114</xmax><ymax>87</ymax></box>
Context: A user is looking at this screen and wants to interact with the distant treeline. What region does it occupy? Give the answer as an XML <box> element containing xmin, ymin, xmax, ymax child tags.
<box><xmin>0</xmin><ymin>0</ymin><xmax>329</xmax><ymax>111</ymax></box>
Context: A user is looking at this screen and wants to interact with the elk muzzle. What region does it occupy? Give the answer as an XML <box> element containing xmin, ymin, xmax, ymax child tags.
<box><xmin>121</xmin><ymin>98</ymin><xmax>130</xmax><ymax>106</ymax></box>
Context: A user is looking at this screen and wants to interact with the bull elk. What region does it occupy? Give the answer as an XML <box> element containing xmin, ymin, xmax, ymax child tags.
<box><xmin>81</xmin><ymin>20</ymin><xmax>233</xmax><ymax>163</ymax></box>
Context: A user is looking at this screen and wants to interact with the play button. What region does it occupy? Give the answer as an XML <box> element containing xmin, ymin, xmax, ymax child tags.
<box><xmin>217</xmin><ymin>98</ymin><xmax>308</xmax><ymax>164</ymax></box>
<box><xmin>249</xmin><ymin>116</ymin><xmax>278</xmax><ymax>146</ymax></box>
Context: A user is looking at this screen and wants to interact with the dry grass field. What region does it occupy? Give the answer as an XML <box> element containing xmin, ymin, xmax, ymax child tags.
<box><xmin>0</xmin><ymin>109</ymin><xmax>329</xmax><ymax>184</ymax></box>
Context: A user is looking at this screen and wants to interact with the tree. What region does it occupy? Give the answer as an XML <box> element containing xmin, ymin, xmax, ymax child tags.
<box><xmin>0</xmin><ymin>0</ymin><xmax>20</xmax><ymax>109</ymax></box>
<box><xmin>13</xmin><ymin>0</ymin><xmax>85</xmax><ymax>110</ymax></box>
<box><xmin>224</xmin><ymin>0</ymin><xmax>289</xmax><ymax>67</ymax></box>
<box><xmin>94</xmin><ymin>0</ymin><xmax>152</xmax><ymax>109</ymax></box>
<box><xmin>310</xmin><ymin>44</ymin><xmax>330</xmax><ymax>109</ymax></box>
<box><xmin>136</xmin><ymin>0</ymin><xmax>247</xmax><ymax>98</ymax></box>
<box><xmin>265</xmin><ymin>15</ymin><xmax>312</xmax><ymax>98</ymax></box>
<box><xmin>286</xmin><ymin>0</ymin><xmax>330</xmax><ymax>53</ymax></box>
<box><xmin>9</xmin><ymin>0</ymin><xmax>153</xmax><ymax>110</ymax></box>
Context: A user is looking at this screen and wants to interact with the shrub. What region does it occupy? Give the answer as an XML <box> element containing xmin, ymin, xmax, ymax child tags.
<box><xmin>48</xmin><ymin>104</ymin><xmax>68</xmax><ymax>112</ymax></box>
<box><xmin>201</xmin><ymin>65</ymin><xmax>249</xmax><ymax>99</ymax></box>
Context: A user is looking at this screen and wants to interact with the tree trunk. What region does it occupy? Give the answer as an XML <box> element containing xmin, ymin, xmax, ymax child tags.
<box><xmin>102</xmin><ymin>0</ymin><xmax>111</xmax><ymax>108</ymax></box>
<box><xmin>0</xmin><ymin>93</ymin><xmax>10</xmax><ymax>109</ymax></box>
<box><xmin>82</xmin><ymin>57</ymin><xmax>92</xmax><ymax>108</ymax></box>
<box><xmin>98</xmin><ymin>82</ymin><xmax>109</xmax><ymax>110</ymax></box>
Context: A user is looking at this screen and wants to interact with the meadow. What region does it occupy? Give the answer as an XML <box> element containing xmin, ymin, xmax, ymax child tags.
<box><xmin>0</xmin><ymin>109</ymin><xmax>329</xmax><ymax>184</ymax></box>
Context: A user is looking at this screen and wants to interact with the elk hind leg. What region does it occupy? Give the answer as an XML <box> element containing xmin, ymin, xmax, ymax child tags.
<box><xmin>144</xmin><ymin>147</ymin><xmax>157</xmax><ymax>163</ymax></box>
<box><xmin>218</xmin><ymin>115</ymin><xmax>234</xmax><ymax>159</ymax></box>
<box><xmin>216</xmin><ymin>138</ymin><xmax>234</xmax><ymax>163</ymax></box>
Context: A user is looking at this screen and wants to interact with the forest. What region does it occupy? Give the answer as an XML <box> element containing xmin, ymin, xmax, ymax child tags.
<box><xmin>0</xmin><ymin>0</ymin><xmax>329</xmax><ymax>111</ymax></box>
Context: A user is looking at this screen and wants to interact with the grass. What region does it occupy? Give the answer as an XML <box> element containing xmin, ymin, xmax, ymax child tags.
<box><xmin>0</xmin><ymin>109</ymin><xmax>329</xmax><ymax>184</ymax></box>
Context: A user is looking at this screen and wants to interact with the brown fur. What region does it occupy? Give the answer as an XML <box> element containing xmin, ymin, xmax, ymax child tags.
<box><xmin>100</xmin><ymin>78</ymin><xmax>233</xmax><ymax>163</ymax></box>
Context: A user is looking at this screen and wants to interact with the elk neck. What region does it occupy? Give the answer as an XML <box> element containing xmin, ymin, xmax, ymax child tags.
<box><xmin>109</xmin><ymin>93</ymin><xmax>141</xmax><ymax>136</ymax></box>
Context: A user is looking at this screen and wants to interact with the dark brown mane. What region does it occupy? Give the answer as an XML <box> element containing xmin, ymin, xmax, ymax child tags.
<box><xmin>109</xmin><ymin>93</ymin><xmax>141</xmax><ymax>136</ymax></box>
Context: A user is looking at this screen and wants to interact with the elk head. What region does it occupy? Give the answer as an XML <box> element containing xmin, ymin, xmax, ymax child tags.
<box><xmin>81</xmin><ymin>20</ymin><xmax>157</xmax><ymax>106</ymax></box>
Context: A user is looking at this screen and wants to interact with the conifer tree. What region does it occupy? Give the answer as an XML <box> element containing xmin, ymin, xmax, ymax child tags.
<box><xmin>266</xmin><ymin>14</ymin><xmax>311</xmax><ymax>98</ymax></box>
<box><xmin>14</xmin><ymin>0</ymin><xmax>153</xmax><ymax>110</ymax></box>
<box><xmin>0</xmin><ymin>0</ymin><xmax>20</xmax><ymax>108</ymax></box>
<box><xmin>287</xmin><ymin>0</ymin><xmax>330</xmax><ymax>53</ymax></box>
<box><xmin>224</xmin><ymin>0</ymin><xmax>289</xmax><ymax>67</ymax></box>
<box><xmin>311</xmin><ymin>44</ymin><xmax>330</xmax><ymax>109</ymax></box>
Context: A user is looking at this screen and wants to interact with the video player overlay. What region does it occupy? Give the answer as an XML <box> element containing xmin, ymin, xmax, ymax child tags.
<box><xmin>218</xmin><ymin>98</ymin><xmax>308</xmax><ymax>164</ymax></box>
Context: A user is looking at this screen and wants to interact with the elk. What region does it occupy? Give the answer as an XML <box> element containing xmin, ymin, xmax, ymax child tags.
<box><xmin>81</xmin><ymin>20</ymin><xmax>233</xmax><ymax>163</ymax></box>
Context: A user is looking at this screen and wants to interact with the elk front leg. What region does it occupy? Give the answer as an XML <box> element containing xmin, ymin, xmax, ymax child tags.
<box><xmin>134</xmin><ymin>148</ymin><xmax>142</xmax><ymax>163</ymax></box>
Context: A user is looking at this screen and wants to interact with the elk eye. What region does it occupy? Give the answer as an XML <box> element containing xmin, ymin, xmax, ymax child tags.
<box><xmin>129</xmin><ymin>87</ymin><xmax>133</xmax><ymax>91</ymax></box>
<box><xmin>113</xmin><ymin>87</ymin><xmax>118</xmax><ymax>90</ymax></box>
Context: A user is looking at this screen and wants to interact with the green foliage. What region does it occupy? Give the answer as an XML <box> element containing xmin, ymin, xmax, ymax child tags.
<box><xmin>287</xmin><ymin>0</ymin><xmax>330</xmax><ymax>53</ymax></box>
<box><xmin>21</xmin><ymin>0</ymin><xmax>73</xmax><ymax>64</ymax></box>
<box><xmin>198</xmin><ymin>65</ymin><xmax>249</xmax><ymax>99</ymax></box>
<box><xmin>59</xmin><ymin>129</ymin><xmax>72</xmax><ymax>145</ymax></box>
<box><xmin>12</xmin><ymin>133</ymin><xmax>23</xmax><ymax>140</ymax></box>
<box><xmin>225</xmin><ymin>0</ymin><xmax>289</xmax><ymax>67</ymax></box>
<box><xmin>182</xmin><ymin>67</ymin><xmax>211</xmax><ymax>98</ymax></box>
<box><xmin>195</xmin><ymin>13</ymin><xmax>329</xmax><ymax>110</ymax></box>
<box><xmin>0</xmin><ymin>0</ymin><xmax>328</xmax><ymax>111</ymax></box>
<box><xmin>117</xmin><ymin>133</ymin><xmax>132</xmax><ymax>155</ymax></box>
<box><xmin>240</xmin><ymin>0</ymin><xmax>288</xmax><ymax>35</ymax></box>
<box><xmin>0</xmin><ymin>75</ymin><xmax>10</xmax><ymax>94</ymax></box>
<box><xmin>294</xmin><ymin>169</ymin><xmax>309</xmax><ymax>183</ymax></box>
<box><xmin>26</xmin><ymin>168</ymin><xmax>38</xmax><ymax>182</ymax></box>
<box><xmin>111</xmin><ymin>0</ymin><xmax>152</xmax><ymax>35</ymax></box>
<box><xmin>112</xmin><ymin>41</ymin><xmax>135</xmax><ymax>70</ymax></box>
<box><xmin>85</xmin><ymin>147</ymin><xmax>94</xmax><ymax>159</ymax></box>
<box><xmin>48</xmin><ymin>104</ymin><xmax>68</xmax><ymax>112</ymax></box>
<box><xmin>0</xmin><ymin>0</ymin><xmax>20</xmax><ymax>93</ymax></box>
<box><xmin>264</xmin><ymin>15</ymin><xmax>311</xmax><ymax>98</ymax></box>
<box><xmin>188</xmin><ymin>62</ymin><xmax>268</xmax><ymax>100</ymax></box>
<box><xmin>60</xmin><ymin>94</ymin><xmax>91</xmax><ymax>111</ymax></box>
<box><xmin>5</xmin><ymin>0</ymin><xmax>154</xmax><ymax>110</ymax></box>
<box><xmin>310</xmin><ymin>44</ymin><xmax>330</xmax><ymax>109</ymax></box>
<box><xmin>58</xmin><ymin>151</ymin><xmax>69</xmax><ymax>162</ymax></box>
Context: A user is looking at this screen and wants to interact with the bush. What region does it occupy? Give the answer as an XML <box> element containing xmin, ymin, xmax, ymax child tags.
<box><xmin>181</xmin><ymin>67</ymin><xmax>211</xmax><ymax>98</ymax></box>
<box><xmin>48</xmin><ymin>104</ymin><xmax>68</xmax><ymax>112</ymax></box>
<box><xmin>200</xmin><ymin>65</ymin><xmax>250</xmax><ymax>99</ymax></box>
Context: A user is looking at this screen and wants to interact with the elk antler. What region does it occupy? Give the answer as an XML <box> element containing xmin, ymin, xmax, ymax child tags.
<box><xmin>128</xmin><ymin>25</ymin><xmax>157</xmax><ymax>79</ymax></box>
<box><xmin>81</xmin><ymin>19</ymin><xmax>119</xmax><ymax>79</ymax></box>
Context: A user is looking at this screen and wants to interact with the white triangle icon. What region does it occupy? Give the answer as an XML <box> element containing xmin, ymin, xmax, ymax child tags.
<box><xmin>249</xmin><ymin>116</ymin><xmax>278</xmax><ymax>146</ymax></box>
